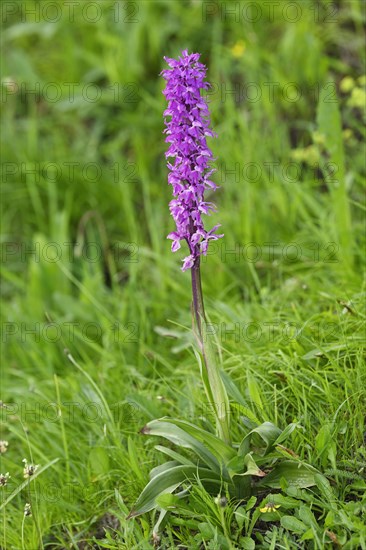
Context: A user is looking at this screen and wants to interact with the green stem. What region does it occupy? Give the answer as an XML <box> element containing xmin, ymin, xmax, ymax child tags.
<box><xmin>191</xmin><ymin>258</ymin><xmax>231</xmax><ymax>445</ymax></box>
<box><xmin>191</xmin><ymin>258</ymin><xmax>205</xmax><ymax>338</ymax></box>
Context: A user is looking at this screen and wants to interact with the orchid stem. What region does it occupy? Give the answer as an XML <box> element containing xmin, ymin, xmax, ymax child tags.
<box><xmin>191</xmin><ymin>258</ymin><xmax>231</xmax><ymax>445</ymax></box>
<box><xmin>191</xmin><ymin>258</ymin><xmax>205</xmax><ymax>337</ymax></box>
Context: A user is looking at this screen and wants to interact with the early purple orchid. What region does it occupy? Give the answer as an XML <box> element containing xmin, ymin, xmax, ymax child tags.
<box><xmin>161</xmin><ymin>49</ymin><xmax>223</xmax><ymax>271</ymax></box>
<box><xmin>160</xmin><ymin>50</ymin><xmax>230</xmax><ymax>445</ymax></box>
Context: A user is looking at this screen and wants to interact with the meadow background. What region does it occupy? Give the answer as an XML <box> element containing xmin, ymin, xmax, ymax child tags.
<box><xmin>1</xmin><ymin>0</ymin><xmax>365</xmax><ymax>548</ymax></box>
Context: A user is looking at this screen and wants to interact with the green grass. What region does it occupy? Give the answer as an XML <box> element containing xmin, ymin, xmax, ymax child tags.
<box><xmin>1</xmin><ymin>0</ymin><xmax>365</xmax><ymax>548</ymax></box>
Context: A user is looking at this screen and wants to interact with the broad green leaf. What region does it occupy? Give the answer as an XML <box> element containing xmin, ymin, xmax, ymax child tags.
<box><xmin>315</xmin><ymin>424</ymin><xmax>336</xmax><ymax>468</ymax></box>
<box><xmin>259</xmin><ymin>461</ymin><xmax>318</xmax><ymax>489</ymax></box>
<box><xmin>231</xmin><ymin>475</ymin><xmax>252</xmax><ymax>500</ymax></box>
<box><xmin>234</xmin><ymin>499</ymin><xmax>257</xmax><ymax>529</ymax></box>
<box><xmin>141</xmin><ymin>419</ymin><xmax>222</xmax><ymax>474</ymax></box>
<box><xmin>240</xmin><ymin>422</ymin><xmax>282</xmax><ymax>456</ymax></box>
<box><xmin>298</xmin><ymin>504</ymin><xmax>317</xmax><ymax>527</ymax></box>
<box><xmin>280</xmin><ymin>515</ymin><xmax>307</xmax><ymax>534</ymax></box>
<box><xmin>151</xmin><ymin>418</ymin><xmax>235</xmax><ymax>464</ymax></box>
<box><xmin>238</xmin><ymin>436</ymin><xmax>251</xmax><ymax>458</ymax></box>
<box><xmin>245</xmin><ymin>496</ymin><xmax>257</xmax><ymax>511</ymax></box>
<box><xmin>221</xmin><ymin>370</ymin><xmax>248</xmax><ymax>408</ymax></box>
<box><xmin>234</xmin><ymin>507</ymin><xmax>247</xmax><ymax>529</ymax></box>
<box><xmin>128</xmin><ymin>464</ymin><xmax>220</xmax><ymax>518</ymax></box>
<box><xmin>285</xmin><ymin>486</ymin><xmax>315</xmax><ymax>502</ymax></box>
<box><xmin>194</xmin><ymin>349</ymin><xmax>214</xmax><ymax>418</ymax></box>
<box><xmin>199</xmin><ymin>318</ymin><xmax>231</xmax><ymax>445</ymax></box>
<box><xmin>155</xmin><ymin>445</ymin><xmax>194</xmax><ymax>466</ymax></box>
<box><xmin>314</xmin><ymin>474</ymin><xmax>337</xmax><ymax>508</ymax></box>
<box><xmin>150</xmin><ymin>460</ymin><xmax>180</xmax><ymax>480</ymax></box>
<box><xmin>275</xmin><ymin>445</ymin><xmax>300</xmax><ymax>460</ymax></box>
<box><xmin>273</xmin><ymin>423</ymin><xmax>300</xmax><ymax>445</ymax></box>
<box><xmin>301</xmin><ymin>528</ymin><xmax>316</xmax><ymax>541</ymax></box>
<box><xmin>227</xmin><ymin>455</ymin><xmax>244</xmax><ymax>474</ymax></box>
<box><xmin>244</xmin><ymin>453</ymin><xmax>266</xmax><ymax>477</ymax></box>
<box><xmin>232</xmin><ymin>406</ymin><xmax>261</xmax><ymax>427</ymax></box>
<box><xmin>156</xmin><ymin>493</ymin><xmax>194</xmax><ymax>515</ymax></box>
<box><xmin>228</xmin><ymin>453</ymin><xmax>265</xmax><ymax>477</ymax></box>
<box><xmin>251</xmin><ymin>422</ymin><xmax>282</xmax><ymax>447</ymax></box>
<box><xmin>198</xmin><ymin>522</ymin><xmax>215</xmax><ymax>538</ymax></box>
<box><xmin>239</xmin><ymin>537</ymin><xmax>255</xmax><ymax>550</ymax></box>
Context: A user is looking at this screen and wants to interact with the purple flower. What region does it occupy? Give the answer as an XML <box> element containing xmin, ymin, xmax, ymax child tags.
<box><xmin>161</xmin><ymin>49</ymin><xmax>223</xmax><ymax>271</ymax></box>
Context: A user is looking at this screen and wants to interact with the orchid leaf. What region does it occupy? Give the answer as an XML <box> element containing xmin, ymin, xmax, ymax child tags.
<box><xmin>127</xmin><ymin>464</ymin><xmax>222</xmax><ymax>518</ymax></box>
<box><xmin>154</xmin><ymin>445</ymin><xmax>195</xmax><ymax>466</ymax></box>
<box><xmin>141</xmin><ymin>419</ymin><xmax>223</xmax><ymax>474</ymax></box>
<box><xmin>239</xmin><ymin>421</ymin><xmax>282</xmax><ymax>456</ymax></box>
<box><xmin>259</xmin><ymin>460</ymin><xmax>318</xmax><ymax>489</ymax></box>
<box><xmin>161</xmin><ymin>418</ymin><xmax>235</xmax><ymax>463</ymax></box>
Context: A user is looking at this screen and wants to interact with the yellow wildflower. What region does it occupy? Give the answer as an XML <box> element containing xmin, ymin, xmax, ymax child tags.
<box><xmin>340</xmin><ymin>77</ymin><xmax>355</xmax><ymax>93</ymax></box>
<box><xmin>231</xmin><ymin>40</ymin><xmax>246</xmax><ymax>58</ymax></box>
<box><xmin>260</xmin><ymin>502</ymin><xmax>281</xmax><ymax>513</ymax></box>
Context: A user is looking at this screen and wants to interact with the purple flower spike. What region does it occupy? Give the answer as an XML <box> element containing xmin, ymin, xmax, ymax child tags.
<box><xmin>161</xmin><ymin>49</ymin><xmax>223</xmax><ymax>271</ymax></box>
